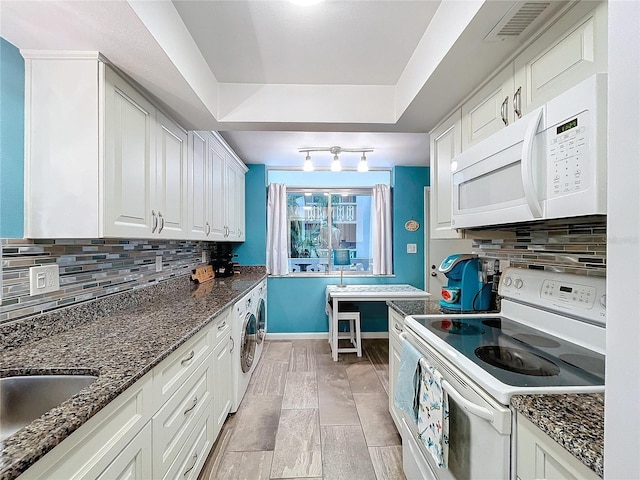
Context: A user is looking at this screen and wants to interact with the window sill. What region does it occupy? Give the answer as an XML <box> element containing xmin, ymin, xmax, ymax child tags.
<box><xmin>269</xmin><ymin>273</ymin><xmax>396</xmax><ymax>278</ymax></box>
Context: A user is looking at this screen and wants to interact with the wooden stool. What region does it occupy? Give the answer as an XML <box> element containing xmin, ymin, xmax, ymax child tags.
<box><xmin>336</xmin><ymin>309</ymin><xmax>362</xmax><ymax>357</ymax></box>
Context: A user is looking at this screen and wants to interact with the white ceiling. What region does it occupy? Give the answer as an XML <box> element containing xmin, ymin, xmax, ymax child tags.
<box><xmin>0</xmin><ymin>0</ymin><xmax>566</xmax><ymax>169</ymax></box>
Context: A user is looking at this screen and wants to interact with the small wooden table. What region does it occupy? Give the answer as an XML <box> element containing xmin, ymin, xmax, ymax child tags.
<box><xmin>325</xmin><ymin>284</ymin><xmax>430</xmax><ymax>361</ymax></box>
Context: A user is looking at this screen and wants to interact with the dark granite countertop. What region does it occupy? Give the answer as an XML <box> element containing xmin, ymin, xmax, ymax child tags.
<box><xmin>512</xmin><ymin>393</ymin><xmax>604</xmax><ymax>477</ymax></box>
<box><xmin>386</xmin><ymin>299</ymin><xmax>444</xmax><ymax>316</ymax></box>
<box><xmin>0</xmin><ymin>267</ymin><xmax>266</xmax><ymax>480</ymax></box>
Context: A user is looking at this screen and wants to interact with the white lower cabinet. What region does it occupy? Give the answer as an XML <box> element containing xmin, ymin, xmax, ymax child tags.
<box><xmin>95</xmin><ymin>422</ymin><xmax>153</xmax><ymax>480</ymax></box>
<box><xmin>516</xmin><ymin>413</ymin><xmax>599</xmax><ymax>480</ymax></box>
<box><xmin>20</xmin><ymin>313</ymin><xmax>234</xmax><ymax>480</ymax></box>
<box><xmin>18</xmin><ymin>374</ymin><xmax>153</xmax><ymax>480</ymax></box>
<box><xmin>212</xmin><ymin>313</ymin><xmax>233</xmax><ymax>438</ymax></box>
<box><xmin>152</xmin><ymin>353</ymin><xmax>214</xmax><ymax>478</ymax></box>
<box><xmin>388</xmin><ymin>308</ymin><xmax>404</xmax><ymax>432</ymax></box>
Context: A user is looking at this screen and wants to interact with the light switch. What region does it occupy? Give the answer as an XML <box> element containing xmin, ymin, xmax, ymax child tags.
<box><xmin>407</xmin><ymin>243</ymin><xmax>417</xmax><ymax>254</ymax></box>
<box><xmin>156</xmin><ymin>255</ymin><xmax>163</xmax><ymax>273</ymax></box>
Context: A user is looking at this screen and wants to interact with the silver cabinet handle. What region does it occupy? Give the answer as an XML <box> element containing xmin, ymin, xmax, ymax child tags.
<box><xmin>393</xmin><ymin>323</ymin><xmax>403</xmax><ymax>334</ymax></box>
<box><xmin>183</xmin><ymin>396</ymin><xmax>198</xmax><ymax>415</ymax></box>
<box><xmin>501</xmin><ymin>96</ymin><xmax>509</xmax><ymax>126</ymax></box>
<box><xmin>514</xmin><ymin>86</ymin><xmax>522</xmax><ymax>119</ymax></box>
<box><xmin>158</xmin><ymin>211</ymin><xmax>165</xmax><ymax>233</ymax></box>
<box><xmin>181</xmin><ymin>350</ymin><xmax>195</xmax><ymax>365</ymax></box>
<box><xmin>151</xmin><ymin>210</ymin><xmax>158</xmax><ymax>233</ymax></box>
<box><xmin>229</xmin><ymin>337</ymin><xmax>234</xmax><ymax>353</ymax></box>
<box><xmin>205</xmin><ymin>222</ymin><xmax>210</xmax><ymax>236</ymax></box>
<box><xmin>183</xmin><ymin>452</ymin><xmax>198</xmax><ymax>477</ymax></box>
<box><xmin>218</xmin><ymin>321</ymin><xmax>227</xmax><ymax>330</ymax></box>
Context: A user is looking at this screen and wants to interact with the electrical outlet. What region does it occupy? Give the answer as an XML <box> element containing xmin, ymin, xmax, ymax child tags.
<box><xmin>29</xmin><ymin>264</ymin><xmax>60</xmax><ymax>296</ymax></box>
<box><xmin>155</xmin><ymin>255</ymin><xmax>163</xmax><ymax>273</ymax></box>
<box><xmin>202</xmin><ymin>251</ymin><xmax>209</xmax><ymax>263</ymax></box>
<box><xmin>407</xmin><ymin>243</ymin><xmax>417</xmax><ymax>254</ymax></box>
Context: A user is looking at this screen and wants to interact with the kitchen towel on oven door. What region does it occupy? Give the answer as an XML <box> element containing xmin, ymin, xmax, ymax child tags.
<box><xmin>417</xmin><ymin>358</ymin><xmax>449</xmax><ymax>468</ymax></box>
<box><xmin>394</xmin><ymin>340</ymin><xmax>422</xmax><ymax>420</ymax></box>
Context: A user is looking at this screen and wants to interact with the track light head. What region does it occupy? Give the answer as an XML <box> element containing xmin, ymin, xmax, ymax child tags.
<box><xmin>303</xmin><ymin>153</ymin><xmax>314</xmax><ymax>171</ymax></box>
<box><xmin>331</xmin><ymin>154</ymin><xmax>342</xmax><ymax>172</ymax></box>
<box><xmin>357</xmin><ymin>153</ymin><xmax>369</xmax><ymax>172</ymax></box>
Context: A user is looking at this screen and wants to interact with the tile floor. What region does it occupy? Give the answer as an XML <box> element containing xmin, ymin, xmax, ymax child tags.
<box><xmin>198</xmin><ymin>339</ymin><xmax>405</xmax><ymax>480</ymax></box>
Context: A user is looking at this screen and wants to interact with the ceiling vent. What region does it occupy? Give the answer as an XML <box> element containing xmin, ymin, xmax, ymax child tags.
<box><xmin>485</xmin><ymin>1</ymin><xmax>565</xmax><ymax>42</ymax></box>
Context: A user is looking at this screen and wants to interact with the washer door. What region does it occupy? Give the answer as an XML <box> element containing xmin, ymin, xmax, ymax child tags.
<box><xmin>241</xmin><ymin>312</ymin><xmax>257</xmax><ymax>373</ymax></box>
<box><xmin>256</xmin><ymin>298</ymin><xmax>266</xmax><ymax>344</ymax></box>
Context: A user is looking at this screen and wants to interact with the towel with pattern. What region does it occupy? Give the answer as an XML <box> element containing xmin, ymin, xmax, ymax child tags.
<box><xmin>417</xmin><ymin>357</ymin><xmax>449</xmax><ymax>468</ymax></box>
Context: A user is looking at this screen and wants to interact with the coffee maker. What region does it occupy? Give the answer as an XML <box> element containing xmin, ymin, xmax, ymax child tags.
<box><xmin>438</xmin><ymin>254</ymin><xmax>491</xmax><ymax>312</ymax></box>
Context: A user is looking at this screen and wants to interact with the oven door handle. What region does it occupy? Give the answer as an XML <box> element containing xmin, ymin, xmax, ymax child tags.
<box><xmin>442</xmin><ymin>380</ymin><xmax>494</xmax><ymax>423</ymax></box>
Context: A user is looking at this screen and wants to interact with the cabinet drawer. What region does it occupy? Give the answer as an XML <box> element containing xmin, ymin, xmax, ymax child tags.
<box><xmin>153</xmin><ymin>353</ymin><xmax>214</xmax><ymax>479</ymax></box>
<box><xmin>152</xmin><ymin>325</ymin><xmax>212</xmax><ymax>410</ymax></box>
<box><xmin>211</xmin><ymin>308</ymin><xmax>232</xmax><ymax>349</ymax></box>
<box><xmin>163</xmin><ymin>400</ymin><xmax>216</xmax><ymax>480</ymax></box>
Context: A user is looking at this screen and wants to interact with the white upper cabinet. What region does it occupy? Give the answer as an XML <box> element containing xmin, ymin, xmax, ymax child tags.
<box><xmin>461</xmin><ymin>65</ymin><xmax>515</xmax><ymax>150</ymax></box>
<box><xmin>24</xmin><ymin>53</ymin><xmax>252</xmax><ymax>242</ymax></box>
<box><xmin>429</xmin><ymin>109</ymin><xmax>463</xmax><ymax>239</ymax></box>
<box><xmin>188</xmin><ymin>132</ymin><xmax>247</xmax><ymax>242</ymax></box>
<box><xmin>460</xmin><ymin>1</ymin><xmax>606</xmax><ymax>152</ymax></box>
<box><xmin>103</xmin><ymin>67</ymin><xmax>155</xmax><ymax>238</ymax></box>
<box><xmin>103</xmin><ymin>75</ymin><xmax>188</xmax><ymax>239</ymax></box>
<box><xmin>514</xmin><ymin>1</ymin><xmax>607</xmax><ymax>115</ymax></box>
<box><xmin>154</xmin><ymin>111</ymin><xmax>188</xmax><ymax>238</ymax></box>
<box><xmin>187</xmin><ymin>131</ymin><xmax>210</xmax><ymax>239</ymax></box>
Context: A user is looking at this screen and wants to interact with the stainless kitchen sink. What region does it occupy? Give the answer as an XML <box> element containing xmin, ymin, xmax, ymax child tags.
<box><xmin>0</xmin><ymin>374</ymin><xmax>98</xmax><ymax>442</ymax></box>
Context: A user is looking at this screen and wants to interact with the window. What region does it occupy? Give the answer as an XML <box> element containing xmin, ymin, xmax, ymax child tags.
<box><xmin>287</xmin><ymin>189</ymin><xmax>373</xmax><ymax>274</ymax></box>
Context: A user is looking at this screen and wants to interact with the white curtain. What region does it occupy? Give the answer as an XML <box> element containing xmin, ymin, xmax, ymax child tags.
<box><xmin>372</xmin><ymin>183</ymin><xmax>393</xmax><ymax>275</ymax></box>
<box><xmin>266</xmin><ymin>183</ymin><xmax>289</xmax><ymax>275</ymax></box>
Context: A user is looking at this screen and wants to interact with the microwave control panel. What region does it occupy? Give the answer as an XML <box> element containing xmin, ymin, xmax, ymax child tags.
<box><xmin>547</xmin><ymin>111</ymin><xmax>589</xmax><ymax>198</ymax></box>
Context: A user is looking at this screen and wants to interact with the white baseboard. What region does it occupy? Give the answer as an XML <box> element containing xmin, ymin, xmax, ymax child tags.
<box><xmin>265</xmin><ymin>332</ymin><xmax>389</xmax><ymax>341</ymax></box>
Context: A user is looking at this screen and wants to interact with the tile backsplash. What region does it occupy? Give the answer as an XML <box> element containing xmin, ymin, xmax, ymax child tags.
<box><xmin>471</xmin><ymin>217</ymin><xmax>607</xmax><ymax>276</ymax></box>
<box><xmin>0</xmin><ymin>238</ymin><xmax>210</xmax><ymax>325</ymax></box>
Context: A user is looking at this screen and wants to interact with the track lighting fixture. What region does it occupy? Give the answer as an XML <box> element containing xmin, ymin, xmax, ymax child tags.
<box><xmin>331</xmin><ymin>154</ymin><xmax>342</xmax><ymax>172</ymax></box>
<box><xmin>357</xmin><ymin>153</ymin><xmax>369</xmax><ymax>172</ymax></box>
<box><xmin>303</xmin><ymin>152</ymin><xmax>314</xmax><ymax>171</ymax></box>
<box><xmin>298</xmin><ymin>146</ymin><xmax>374</xmax><ymax>171</ymax></box>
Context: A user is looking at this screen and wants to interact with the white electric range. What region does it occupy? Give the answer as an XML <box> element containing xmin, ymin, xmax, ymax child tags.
<box><xmin>399</xmin><ymin>267</ymin><xmax>605</xmax><ymax>480</ymax></box>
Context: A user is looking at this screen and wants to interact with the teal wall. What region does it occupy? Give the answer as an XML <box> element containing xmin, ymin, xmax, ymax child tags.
<box><xmin>256</xmin><ymin>166</ymin><xmax>430</xmax><ymax>334</ymax></box>
<box><xmin>392</xmin><ymin>166</ymin><xmax>429</xmax><ymax>289</ymax></box>
<box><xmin>234</xmin><ymin>164</ymin><xmax>267</xmax><ymax>265</ymax></box>
<box><xmin>0</xmin><ymin>38</ymin><xmax>24</xmax><ymax>238</ymax></box>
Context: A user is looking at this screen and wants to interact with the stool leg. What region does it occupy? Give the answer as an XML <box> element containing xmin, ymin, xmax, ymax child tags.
<box><xmin>355</xmin><ymin>314</ymin><xmax>362</xmax><ymax>357</ymax></box>
<box><xmin>349</xmin><ymin>318</ymin><xmax>355</xmax><ymax>345</ymax></box>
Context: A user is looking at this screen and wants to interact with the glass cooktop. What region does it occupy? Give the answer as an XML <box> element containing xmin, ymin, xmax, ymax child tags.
<box><xmin>409</xmin><ymin>316</ymin><xmax>605</xmax><ymax>388</ymax></box>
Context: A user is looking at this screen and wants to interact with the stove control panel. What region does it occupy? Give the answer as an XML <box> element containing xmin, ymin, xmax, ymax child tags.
<box><xmin>540</xmin><ymin>279</ymin><xmax>596</xmax><ymax>308</ymax></box>
<box><xmin>499</xmin><ymin>267</ymin><xmax>606</xmax><ymax>325</ymax></box>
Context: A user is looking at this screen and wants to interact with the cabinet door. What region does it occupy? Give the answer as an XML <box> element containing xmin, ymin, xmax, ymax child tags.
<box><xmin>156</xmin><ymin>111</ymin><xmax>188</xmax><ymax>239</ymax></box>
<box><xmin>95</xmin><ymin>422</ymin><xmax>152</xmax><ymax>480</ymax></box>
<box><xmin>514</xmin><ymin>1</ymin><xmax>607</xmax><ymax>116</ymax></box>
<box><xmin>235</xmin><ymin>162</ymin><xmax>246</xmax><ymax>241</ymax></box>
<box><xmin>212</xmin><ymin>335</ymin><xmax>233</xmax><ymax>438</ymax></box>
<box><xmin>517</xmin><ymin>414</ymin><xmax>599</xmax><ymax>480</ymax></box>
<box><xmin>429</xmin><ymin>109</ymin><xmax>463</xmax><ymax>239</ymax></box>
<box><xmin>208</xmin><ymin>136</ymin><xmax>226</xmax><ymax>240</ymax></box>
<box><xmin>103</xmin><ymin>67</ymin><xmax>155</xmax><ymax>238</ymax></box>
<box><xmin>188</xmin><ymin>131</ymin><xmax>210</xmax><ymax>240</ymax></box>
<box><xmin>461</xmin><ymin>65</ymin><xmax>515</xmax><ymax>150</ymax></box>
<box><xmin>224</xmin><ymin>159</ymin><xmax>243</xmax><ymax>241</ymax></box>
<box><xmin>388</xmin><ymin>309</ymin><xmax>404</xmax><ymax>432</ymax></box>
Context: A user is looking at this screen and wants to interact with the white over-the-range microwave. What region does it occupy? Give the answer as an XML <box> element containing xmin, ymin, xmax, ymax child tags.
<box><xmin>451</xmin><ymin>73</ymin><xmax>607</xmax><ymax>229</ymax></box>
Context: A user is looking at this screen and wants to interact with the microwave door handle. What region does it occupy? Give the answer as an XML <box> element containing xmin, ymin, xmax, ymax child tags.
<box><xmin>442</xmin><ymin>379</ymin><xmax>494</xmax><ymax>423</ymax></box>
<box><xmin>521</xmin><ymin>107</ymin><xmax>544</xmax><ymax>218</ymax></box>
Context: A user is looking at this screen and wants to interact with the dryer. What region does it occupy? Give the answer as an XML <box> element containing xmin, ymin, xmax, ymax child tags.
<box><xmin>254</xmin><ymin>279</ymin><xmax>267</xmax><ymax>364</ymax></box>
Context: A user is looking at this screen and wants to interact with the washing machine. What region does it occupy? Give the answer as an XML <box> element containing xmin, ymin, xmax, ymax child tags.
<box><xmin>230</xmin><ymin>288</ymin><xmax>258</xmax><ymax>413</ymax></box>
<box><xmin>254</xmin><ymin>279</ymin><xmax>267</xmax><ymax>364</ymax></box>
